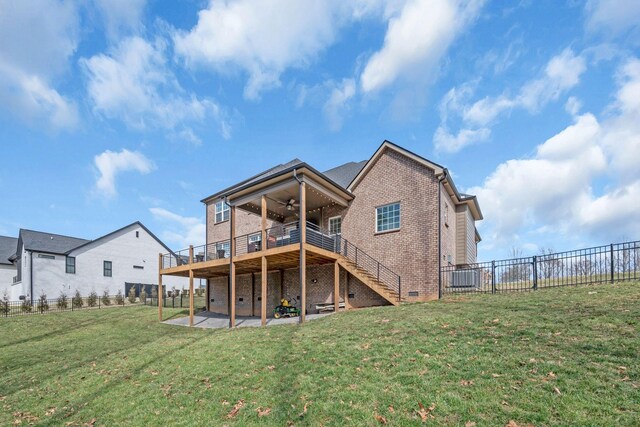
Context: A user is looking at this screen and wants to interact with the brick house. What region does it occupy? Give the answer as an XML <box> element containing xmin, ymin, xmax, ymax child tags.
<box><xmin>158</xmin><ymin>140</ymin><xmax>482</xmax><ymax>327</ymax></box>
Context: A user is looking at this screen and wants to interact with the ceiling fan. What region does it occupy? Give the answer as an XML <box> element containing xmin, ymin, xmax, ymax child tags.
<box><xmin>268</xmin><ymin>196</ymin><xmax>300</xmax><ymax>211</ymax></box>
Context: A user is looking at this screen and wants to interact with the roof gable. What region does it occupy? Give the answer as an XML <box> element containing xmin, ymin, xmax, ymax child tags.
<box><xmin>68</xmin><ymin>221</ymin><xmax>173</xmax><ymax>254</ymax></box>
<box><xmin>0</xmin><ymin>236</ymin><xmax>17</xmax><ymax>265</ymax></box>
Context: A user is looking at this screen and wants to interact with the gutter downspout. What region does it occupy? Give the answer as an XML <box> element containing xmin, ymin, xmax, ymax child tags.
<box><xmin>437</xmin><ymin>172</ymin><xmax>447</xmax><ymax>300</ymax></box>
<box><xmin>293</xmin><ymin>170</ymin><xmax>304</xmax><ymax>322</ymax></box>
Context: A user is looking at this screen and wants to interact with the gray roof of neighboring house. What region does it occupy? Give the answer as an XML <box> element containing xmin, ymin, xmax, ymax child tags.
<box><xmin>19</xmin><ymin>229</ymin><xmax>90</xmax><ymax>255</ymax></box>
<box><xmin>0</xmin><ymin>236</ymin><xmax>17</xmax><ymax>265</ymax></box>
<box><xmin>322</xmin><ymin>160</ymin><xmax>367</xmax><ymax>188</ymax></box>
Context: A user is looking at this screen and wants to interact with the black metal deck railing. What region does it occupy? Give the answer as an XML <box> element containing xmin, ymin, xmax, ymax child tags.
<box><xmin>441</xmin><ymin>240</ymin><xmax>640</xmax><ymax>294</ymax></box>
<box><xmin>161</xmin><ymin>220</ymin><xmax>402</xmax><ymax>301</ymax></box>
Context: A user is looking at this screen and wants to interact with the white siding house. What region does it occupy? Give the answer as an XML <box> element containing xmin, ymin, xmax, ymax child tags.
<box><xmin>11</xmin><ymin>222</ymin><xmax>190</xmax><ymax>302</ymax></box>
<box><xmin>0</xmin><ymin>236</ymin><xmax>18</xmax><ymax>298</ymax></box>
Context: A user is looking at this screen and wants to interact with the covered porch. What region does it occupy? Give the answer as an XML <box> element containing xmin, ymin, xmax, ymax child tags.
<box><xmin>158</xmin><ymin>165</ymin><xmax>356</xmax><ymax>328</ymax></box>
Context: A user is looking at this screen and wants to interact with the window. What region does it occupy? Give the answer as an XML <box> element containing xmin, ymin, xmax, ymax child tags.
<box><xmin>135</xmin><ymin>231</ymin><xmax>139</xmax><ymax>238</ymax></box>
<box><xmin>216</xmin><ymin>241</ymin><xmax>230</xmax><ymax>258</ymax></box>
<box><xmin>103</xmin><ymin>261</ymin><xmax>112</xmax><ymax>277</ymax></box>
<box><xmin>215</xmin><ymin>201</ymin><xmax>230</xmax><ymax>223</ymax></box>
<box><xmin>38</xmin><ymin>254</ymin><xmax>55</xmax><ymax>259</ymax></box>
<box><xmin>66</xmin><ymin>256</ymin><xmax>76</xmax><ymax>274</ymax></box>
<box><xmin>248</xmin><ymin>233</ymin><xmax>261</xmax><ymax>243</ymax></box>
<box><xmin>376</xmin><ymin>202</ymin><xmax>401</xmax><ymax>233</ymax></box>
<box><xmin>133</xmin><ymin>265</ymin><xmax>144</xmax><ymax>270</ymax></box>
<box><xmin>444</xmin><ymin>204</ymin><xmax>449</xmax><ymax>226</ymax></box>
<box><xmin>328</xmin><ymin>216</ymin><xmax>342</xmax><ymax>235</ymax></box>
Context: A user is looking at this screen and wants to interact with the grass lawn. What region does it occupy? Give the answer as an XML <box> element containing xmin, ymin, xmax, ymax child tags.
<box><xmin>1</xmin><ymin>283</ymin><xmax>638</xmax><ymax>426</ymax></box>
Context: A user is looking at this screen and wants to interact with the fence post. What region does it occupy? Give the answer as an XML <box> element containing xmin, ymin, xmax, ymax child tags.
<box><xmin>610</xmin><ymin>244</ymin><xmax>615</xmax><ymax>284</ymax></box>
<box><xmin>532</xmin><ymin>256</ymin><xmax>538</xmax><ymax>290</ymax></box>
<box><xmin>491</xmin><ymin>261</ymin><xmax>496</xmax><ymax>294</ymax></box>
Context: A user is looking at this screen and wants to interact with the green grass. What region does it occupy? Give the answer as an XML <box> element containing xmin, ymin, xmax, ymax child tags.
<box><xmin>1</xmin><ymin>283</ymin><xmax>638</xmax><ymax>426</ymax></box>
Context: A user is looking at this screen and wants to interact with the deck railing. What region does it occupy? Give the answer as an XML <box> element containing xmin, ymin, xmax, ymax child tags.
<box><xmin>160</xmin><ymin>220</ymin><xmax>402</xmax><ymax>301</ymax></box>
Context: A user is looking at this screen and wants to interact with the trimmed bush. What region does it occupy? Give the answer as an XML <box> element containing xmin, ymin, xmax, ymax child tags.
<box><xmin>57</xmin><ymin>291</ymin><xmax>68</xmax><ymax>309</ymax></box>
<box><xmin>21</xmin><ymin>298</ymin><xmax>32</xmax><ymax>313</ymax></box>
<box><xmin>115</xmin><ymin>289</ymin><xmax>124</xmax><ymax>305</ymax></box>
<box><xmin>87</xmin><ymin>291</ymin><xmax>98</xmax><ymax>307</ymax></box>
<box><xmin>0</xmin><ymin>292</ymin><xmax>9</xmax><ymax>316</ymax></box>
<box><xmin>151</xmin><ymin>286</ymin><xmax>158</xmax><ymax>302</ymax></box>
<box><xmin>140</xmin><ymin>288</ymin><xmax>147</xmax><ymax>304</ymax></box>
<box><xmin>37</xmin><ymin>291</ymin><xmax>49</xmax><ymax>313</ymax></box>
<box><xmin>102</xmin><ymin>290</ymin><xmax>111</xmax><ymax>306</ymax></box>
<box><xmin>128</xmin><ymin>287</ymin><xmax>137</xmax><ymax>304</ymax></box>
<box><xmin>72</xmin><ymin>290</ymin><xmax>83</xmax><ymax>309</ymax></box>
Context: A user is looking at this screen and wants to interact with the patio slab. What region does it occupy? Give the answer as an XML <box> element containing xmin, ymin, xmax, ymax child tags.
<box><xmin>163</xmin><ymin>311</ymin><xmax>333</xmax><ymax>329</ymax></box>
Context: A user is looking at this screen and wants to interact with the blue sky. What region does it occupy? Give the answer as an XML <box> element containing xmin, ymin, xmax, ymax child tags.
<box><xmin>1</xmin><ymin>0</ymin><xmax>639</xmax><ymax>261</ymax></box>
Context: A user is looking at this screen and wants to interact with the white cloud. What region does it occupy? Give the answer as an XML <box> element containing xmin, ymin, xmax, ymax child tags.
<box><xmin>173</xmin><ymin>0</ymin><xmax>351</xmax><ymax>100</ymax></box>
<box><xmin>434</xmin><ymin>126</ymin><xmax>490</xmax><ymax>153</ymax></box>
<box><xmin>94</xmin><ymin>149</ymin><xmax>155</xmax><ymax>198</ymax></box>
<box><xmin>0</xmin><ymin>0</ymin><xmax>79</xmax><ymax>129</ymax></box>
<box><xmin>470</xmin><ymin>58</ymin><xmax>640</xmax><ymax>249</ymax></box>
<box><xmin>323</xmin><ymin>79</ymin><xmax>356</xmax><ymax>131</ymax></box>
<box><xmin>360</xmin><ymin>0</ymin><xmax>485</xmax><ymax>93</ymax></box>
<box><xmin>585</xmin><ymin>0</ymin><xmax>640</xmax><ymax>37</ymax></box>
<box><xmin>149</xmin><ymin>207</ymin><xmax>205</xmax><ymax>248</ymax></box>
<box><xmin>435</xmin><ymin>49</ymin><xmax>586</xmax><ymax>152</ymax></box>
<box><xmin>93</xmin><ymin>0</ymin><xmax>146</xmax><ymax>41</ymax></box>
<box><xmin>81</xmin><ymin>36</ymin><xmax>231</xmax><ymax>139</ymax></box>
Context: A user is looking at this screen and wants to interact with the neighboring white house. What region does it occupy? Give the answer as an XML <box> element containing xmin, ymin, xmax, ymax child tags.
<box><xmin>0</xmin><ymin>236</ymin><xmax>18</xmax><ymax>298</ymax></box>
<box><xmin>10</xmin><ymin>222</ymin><xmax>191</xmax><ymax>302</ymax></box>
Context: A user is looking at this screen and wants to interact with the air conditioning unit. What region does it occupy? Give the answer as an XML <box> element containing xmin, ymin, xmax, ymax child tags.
<box><xmin>449</xmin><ymin>270</ymin><xmax>480</xmax><ymax>289</ymax></box>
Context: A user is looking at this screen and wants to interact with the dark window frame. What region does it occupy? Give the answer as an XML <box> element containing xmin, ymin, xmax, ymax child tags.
<box><xmin>103</xmin><ymin>260</ymin><xmax>112</xmax><ymax>277</ymax></box>
<box><xmin>66</xmin><ymin>256</ymin><xmax>76</xmax><ymax>274</ymax></box>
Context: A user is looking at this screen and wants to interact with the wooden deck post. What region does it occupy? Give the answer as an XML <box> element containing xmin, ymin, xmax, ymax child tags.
<box><xmin>334</xmin><ymin>261</ymin><xmax>340</xmax><ymax>312</ymax></box>
<box><xmin>299</xmin><ymin>181</ymin><xmax>306</xmax><ymax>323</ymax></box>
<box><xmin>344</xmin><ymin>273</ymin><xmax>350</xmax><ymax>310</ymax></box>
<box><xmin>261</xmin><ymin>195</ymin><xmax>267</xmax><ymax>250</ymax></box>
<box><xmin>158</xmin><ymin>253</ymin><xmax>163</xmax><ymax>322</ymax></box>
<box><xmin>189</xmin><ymin>246</ymin><xmax>194</xmax><ymax>326</ymax></box>
<box><xmin>230</xmin><ymin>205</ymin><xmax>236</xmax><ymax>328</ymax></box>
<box><xmin>261</xmin><ymin>256</ymin><xmax>267</xmax><ymax>326</ymax></box>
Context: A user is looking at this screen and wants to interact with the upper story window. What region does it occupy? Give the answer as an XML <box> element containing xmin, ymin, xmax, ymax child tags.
<box><xmin>444</xmin><ymin>204</ymin><xmax>449</xmax><ymax>226</ymax></box>
<box><xmin>38</xmin><ymin>254</ymin><xmax>55</xmax><ymax>260</ymax></box>
<box><xmin>376</xmin><ymin>202</ymin><xmax>401</xmax><ymax>233</ymax></box>
<box><xmin>248</xmin><ymin>233</ymin><xmax>261</xmax><ymax>243</ymax></box>
<box><xmin>103</xmin><ymin>260</ymin><xmax>112</xmax><ymax>277</ymax></box>
<box><xmin>215</xmin><ymin>201</ymin><xmax>230</xmax><ymax>223</ymax></box>
<box><xmin>215</xmin><ymin>241</ymin><xmax>230</xmax><ymax>258</ymax></box>
<box><xmin>66</xmin><ymin>256</ymin><xmax>76</xmax><ymax>274</ymax></box>
<box><xmin>328</xmin><ymin>216</ymin><xmax>342</xmax><ymax>235</ymax></box>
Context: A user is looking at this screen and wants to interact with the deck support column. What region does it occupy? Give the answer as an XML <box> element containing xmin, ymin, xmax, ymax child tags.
<box><xmin>344</xmin><ymin>274</ymin><xmax>350</xmax><ymax>310</ymax></box>
<box><xmin>158</xmin><ymin>253</ymin><xmax>163</xmax><ymax>322</ymax></box>
<box><xmin>299</xmin><ymin>180</ymin><xmax>306</xmax><ymax>323</ymax></box>
<box><xmin>334</xmin><ymin>261</ymin><xmax>340</xmax><ymax>312</ymax></box>
<box><xmin>230</xmin><ymin>205</ymin><xmax>236</xmax><ymax>328</ymax></box>
<box><xmin>261</xmin><ymin>256</ymin><xmax>267</xmax><ymax>326</ymax></box>
<box><xmin>189</xmin><ymin>246</ymin><xmax>194</xmax><ymax>327</ymax></box>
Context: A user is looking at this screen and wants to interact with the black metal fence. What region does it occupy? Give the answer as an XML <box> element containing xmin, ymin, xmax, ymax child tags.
<box><xmin>143</xmin><ymin>294</ymin><xmax>207</xmax><ymax>309</ymax></box>
<box><xmin>0</xmin><ymin>294</ymin><xmax>128</xmax><ymax>318</ymax></box>
<box><xmin>441</xmin><ymin>240</ymin><xmax>640</xmax><ymax>294</ymax></box>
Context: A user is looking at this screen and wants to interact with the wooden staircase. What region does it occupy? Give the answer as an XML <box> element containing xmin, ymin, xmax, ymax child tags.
<box><xmin>337</xmin><ymin>257</ymin><xmax>402</xmax><ymax>306</ymax></box>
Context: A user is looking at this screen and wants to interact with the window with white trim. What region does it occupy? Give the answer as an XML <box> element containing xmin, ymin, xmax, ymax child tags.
<box><xmin>376</xmin><ymin>202</ymin><xmax>401</xmax><ymax>233</ymax></box>
<box><xmin>214</xmin><ymin>201</ymin><xmax>230</xmax><ymax>223</ymax></box>
<box><xmin>328</xmin><ymin>216</ymin><xmax>342</xmax><ymax>235</ymax></box>
<box><xmin>248</xmin><ymin>233</ymin><xmax>261</xmax><ymax>243</ymax></box>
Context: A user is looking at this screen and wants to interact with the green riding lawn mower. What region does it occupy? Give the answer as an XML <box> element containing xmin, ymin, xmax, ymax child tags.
<box><xmin>273</xmin><ymin>297</ymin><xmax>301</xmax><ymax>319</ymax></box>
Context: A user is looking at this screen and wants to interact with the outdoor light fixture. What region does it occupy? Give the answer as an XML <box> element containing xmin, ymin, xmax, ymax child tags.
<box><xmin>311</xmin><ymin>278</ymin><xmax>318</xmax><ymax>283</ymax></box>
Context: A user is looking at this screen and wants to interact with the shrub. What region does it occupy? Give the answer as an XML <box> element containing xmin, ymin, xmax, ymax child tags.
<box><xmin>37</xmin><ymin>291</ymin><xmax>49</xmax><ymax>313</ymax></box>
<box><xmin>21</xmin><ymin>298</ymin><xmax>32</xmax><ymax>313</ymax></box>
<box><xmin>0</xmin><ymin>291</ymin><xmax>9</xmax><ymax>316</ymax></box>
<box><xmin>87</xmin><ymin>290</ymin><xmax>98</xmax><ymax>307</ymax></box>
<box><xmin>128</xmin><ymin>287</ymin><xmax>137</xmax><ymax>304</ymax></box>
<box><xmin>72</xmin><ymin>290</ymin><xmax>83</xmax><ymax>309</ymax></box>
<box><xmin>57</xmin><ymin>291</ymin><xmax>68</xmax><ymax>309</ymax></box>
<box><xmin>140</xmin><ymin>288</ymin><xmax>147</xmax><ymax>304</ymax></box>
<box><xmin>115</xmin><ymin>289</ymin><xmax>124</xmax><ymax>305</ymax></box>
<box><xmin>102</xmin><ymin>290</ymin><xmax>111</xmax><ymax>306</ymax></box>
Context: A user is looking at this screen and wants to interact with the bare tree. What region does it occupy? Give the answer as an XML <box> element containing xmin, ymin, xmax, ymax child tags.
<box><xmin>538</xmin><ymin>248</ymin><xmax>562</xmax><ymax>279</ymax></box>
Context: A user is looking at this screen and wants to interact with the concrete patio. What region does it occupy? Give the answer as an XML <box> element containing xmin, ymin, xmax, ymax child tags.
<box><xmin>163</xmin><ymin>311</ymin><xmax>333</xmax><ymax>329</ymax></box>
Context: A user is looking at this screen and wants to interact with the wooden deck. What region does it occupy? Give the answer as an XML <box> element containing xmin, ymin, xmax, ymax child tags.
<box><xmin>160</xmin><ymin>243</ymin><xmax>339</xmax><ymax>278</ymax></box>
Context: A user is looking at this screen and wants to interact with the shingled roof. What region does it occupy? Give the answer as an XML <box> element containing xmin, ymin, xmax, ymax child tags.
<box><xmin>19</xmin><ymin>229</ymin><xmax>90</xmax><ymax>255</ymax></box>
<box><xmin>322</xmin><ymin>160</ymin><xmax>367</xmax><ymax>188</ymax></box>
<box><xmin>0</xmin><ymin>236</ymin><xmax>17</xmax><ymax>265</ymax></box>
